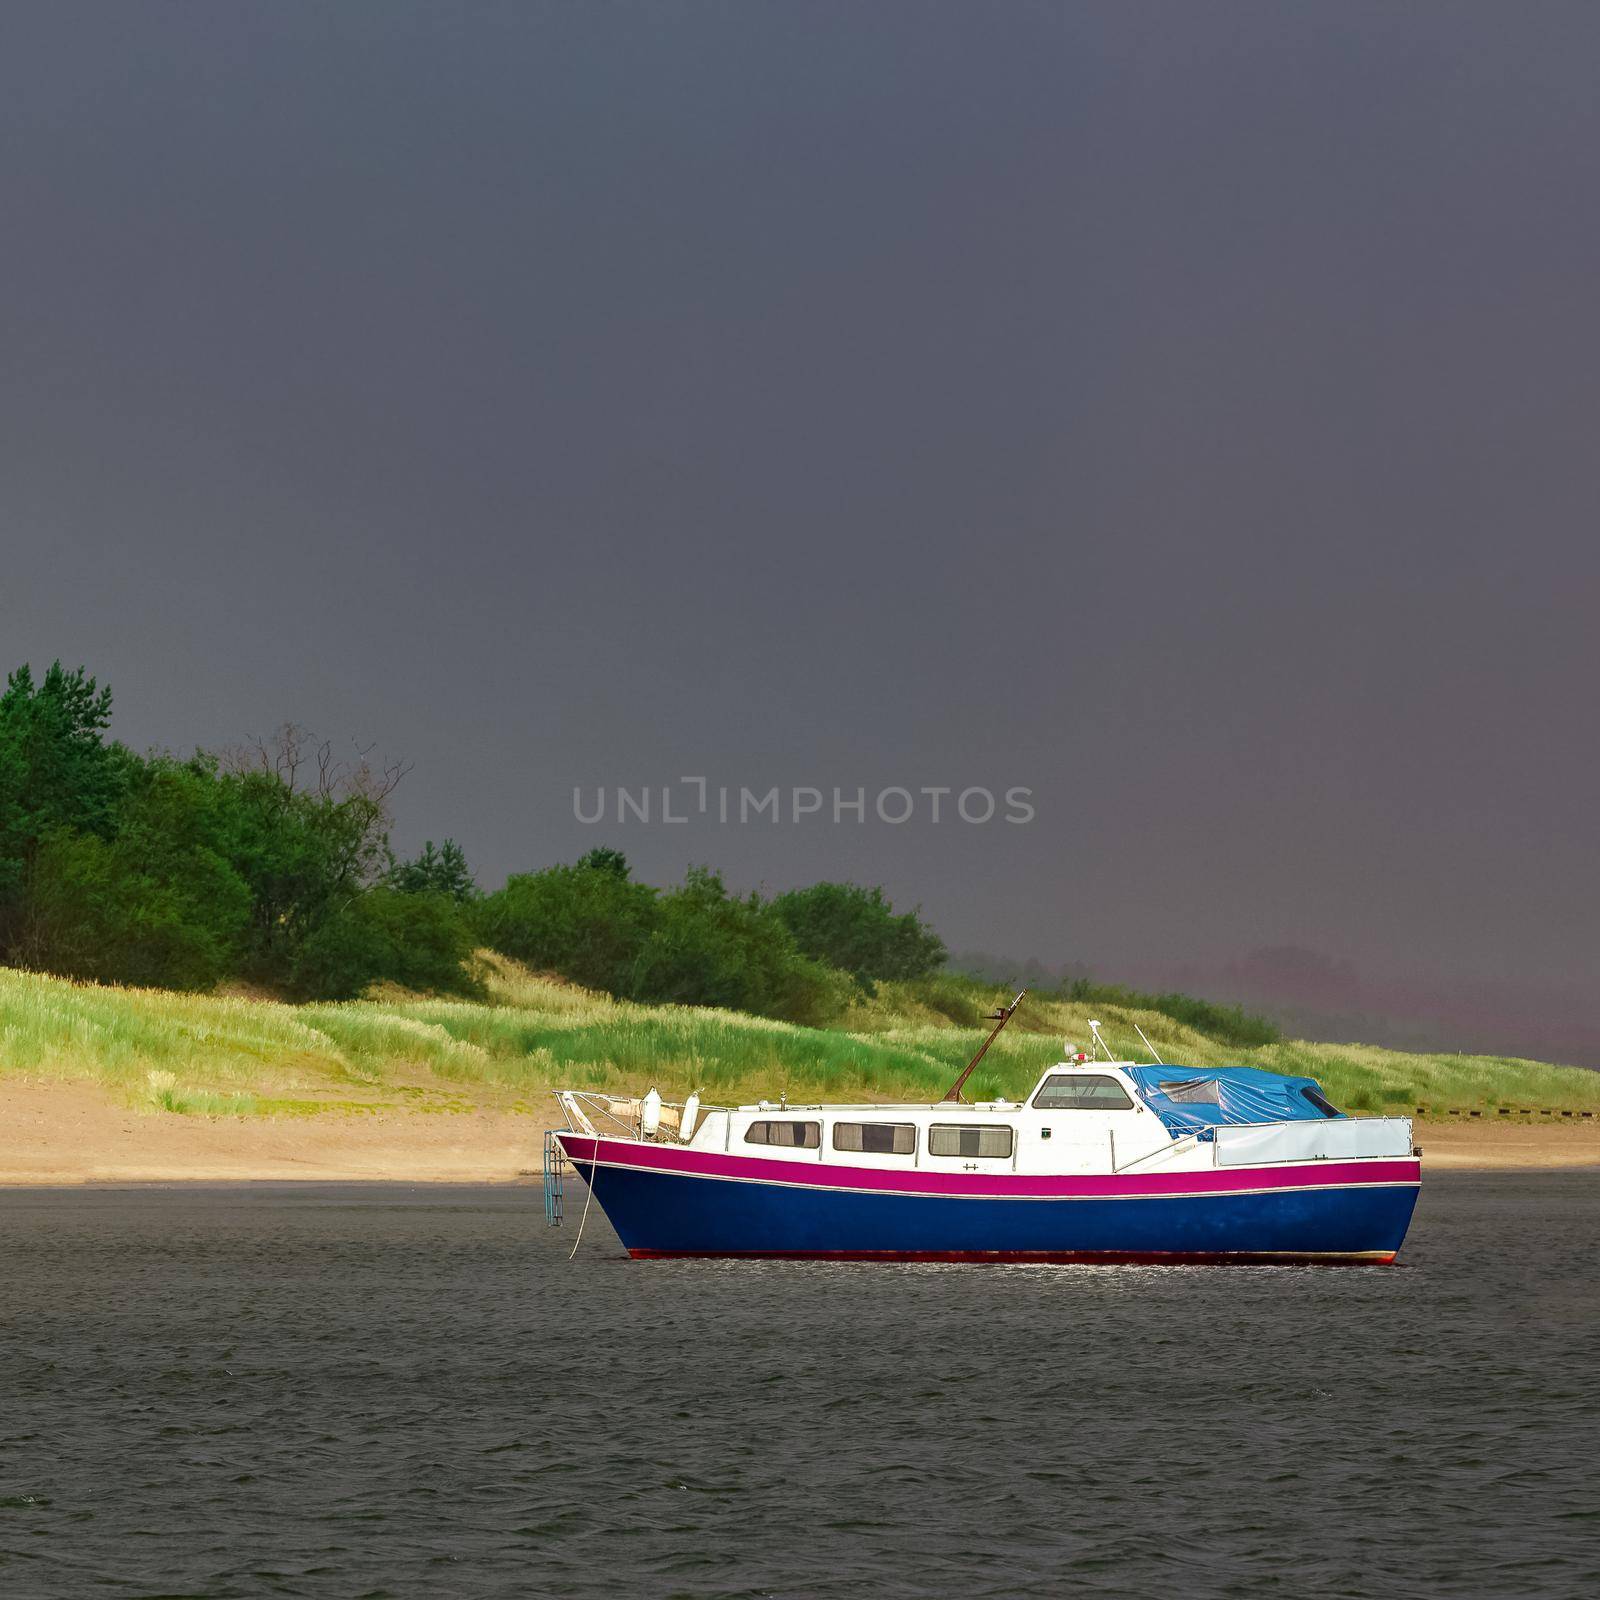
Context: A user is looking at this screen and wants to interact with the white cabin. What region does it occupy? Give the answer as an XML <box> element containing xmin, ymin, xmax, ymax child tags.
<box><xmin>687</xmin><ymin>1063</ymin><xmax>1216</xmax><ymax>1175</ymax></box>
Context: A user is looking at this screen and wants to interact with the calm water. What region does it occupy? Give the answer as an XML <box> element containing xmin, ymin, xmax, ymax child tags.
<box><xmin>1</xmin><ymin>1173</ymin><xmax>1596</xmax><ymax>1599</ymax></box>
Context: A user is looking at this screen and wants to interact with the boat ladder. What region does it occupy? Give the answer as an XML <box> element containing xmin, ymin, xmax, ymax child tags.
<box><xmin>542</xmin><ymin>1129</ymin><xmax>571</xmax><ymax>1227</ymax></box>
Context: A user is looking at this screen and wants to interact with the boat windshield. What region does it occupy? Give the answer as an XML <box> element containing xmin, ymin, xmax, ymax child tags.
<box><xmin>1032</xmin><ymin>1074</ymin><xmax>1134</xmax><ymax>1111</ymax></box>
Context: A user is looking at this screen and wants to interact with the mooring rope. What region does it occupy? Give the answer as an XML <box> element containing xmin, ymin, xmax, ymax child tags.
<box><xmin>568</xmin><ymin>1141</ymin><xmax>600</xmax><ymax>1261</ymax></box>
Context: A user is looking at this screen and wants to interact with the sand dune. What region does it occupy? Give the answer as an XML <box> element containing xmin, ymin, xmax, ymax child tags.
<box><xmin>0</xmin><ymin>1078</ymin><xmax>1592</xmax><ymax>1185</ymax></box>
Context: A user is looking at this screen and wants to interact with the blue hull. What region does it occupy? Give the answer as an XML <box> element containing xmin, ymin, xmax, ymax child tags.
<box><xmin>570</xmin><ymin>1160</ymin><xmax>1419</xmax><ymax>1263</ymax></box>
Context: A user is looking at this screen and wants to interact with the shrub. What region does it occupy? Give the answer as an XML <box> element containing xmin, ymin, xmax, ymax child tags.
<box><xmin>22</xmin><ymin>826</ymin><xmax>250</xmax><ymax>991</ymax></box>
<box><xmin>900</xmin><ymin>972</ymin><xmax>991</xmax><ymax>1028</ymax></box>
<box><xmin>475</xmin><ymin>852</ymin><xmax>659</xmax><ymax>993</ymax></box>
<box><xmin>630</xmin><ymin>868</ymin><xmax>849</xmax><ymax>1026</ymax></box>
<box><xmin>770</xmin><ymin>882</ymin><xmax>946</xmax><ymax>989</ymax></box>
<box><xmin>1062</xmin><ymin>978</ymin><xmax>1280</xmax><ymax>1049</ymax></box>
<box><xmin>291</xmin><ymin>888</ymin><xmax>482</xmax><ymax>1001</ymax></box>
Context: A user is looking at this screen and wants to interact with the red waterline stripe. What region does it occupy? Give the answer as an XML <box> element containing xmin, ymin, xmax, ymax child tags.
<box><xmin>628</xmin><ymin>1248</ymin><xmax>1399</xmax><ymax>1267</ymax></box>
<box><xmin>555</xmin><ymin>1133</ymin><xmax>1419</xmax><ymax>1200</ymax></box>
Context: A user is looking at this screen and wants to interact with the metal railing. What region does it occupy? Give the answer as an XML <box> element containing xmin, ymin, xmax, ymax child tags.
<box><xmin>550</xmin><ymin>1089</ymin><xmax>731</xmax><ymax>1142</ymax></box>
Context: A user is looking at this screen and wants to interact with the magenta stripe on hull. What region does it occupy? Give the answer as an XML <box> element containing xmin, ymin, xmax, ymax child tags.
<box><xmin>555</xmin><ymin>1133</ymin><xmax>1420</xmax><ymax>1200</ymax></box>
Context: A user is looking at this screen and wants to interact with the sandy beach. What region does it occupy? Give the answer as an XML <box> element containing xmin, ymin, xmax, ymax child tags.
<box><xmin>0</xmin><ymin>1079</ymin><xmax>547</xmax><ymax>1186</ymax></box>
<box><xmin>0</xmin><ymin>1078</ymin><xmax>1594</xmax><ymax>1184</ymax></box>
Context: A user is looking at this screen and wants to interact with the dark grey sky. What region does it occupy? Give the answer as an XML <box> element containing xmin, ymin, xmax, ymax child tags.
<box><xmin>4</xmin><ymin>4</ymin><xmax>1597</xmax><ymax>1047</ymax></box>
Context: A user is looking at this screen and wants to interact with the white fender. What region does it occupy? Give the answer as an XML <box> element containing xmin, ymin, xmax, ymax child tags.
<box><xmin>680</xmin><ymin>1091</ymin><xmax>701</xmax><ymax>1143</ymax></box>
<box><xmin>641</xmin><ymin>1087</ymin><xmax>662</xmax><ymax>1138</ymax></box>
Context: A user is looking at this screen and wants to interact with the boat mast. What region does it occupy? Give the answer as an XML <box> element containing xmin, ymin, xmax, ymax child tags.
<box><xmin>940</xmin><ymin>988</ymin><xmax>1027</xmax><ymax>1103</ymax></box>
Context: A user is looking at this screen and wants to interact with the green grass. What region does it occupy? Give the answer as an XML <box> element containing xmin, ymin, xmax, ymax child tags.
<box><xmin>143</xmin><ymin>1071</ymin><xmax>257</xmax><ymax>1117</ymax></box>
<box><xmin>2</xmin><ymin>957</ymin><xmax>1597</xmax><ymax>1119</ymax></box>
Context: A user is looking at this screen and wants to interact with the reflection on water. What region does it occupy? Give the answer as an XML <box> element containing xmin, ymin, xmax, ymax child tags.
<box><xmin>0</xmin><ymin>1172</ymin><xmax>1595</xmax><ymax>1598</ymax></box>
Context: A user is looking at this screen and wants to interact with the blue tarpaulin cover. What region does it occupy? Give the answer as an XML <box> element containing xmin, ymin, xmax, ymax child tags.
<box><xmin>1122</xmin><ymin>1064</ymin><xmax>1343</xmax><ymax>1137</ymax></box>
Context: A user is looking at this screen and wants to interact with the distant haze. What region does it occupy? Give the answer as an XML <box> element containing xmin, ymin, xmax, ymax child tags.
<box><xmin>3</xmin><ymin>5</ymin><xmax>1597</xmax><ymax>1061</ymax></box>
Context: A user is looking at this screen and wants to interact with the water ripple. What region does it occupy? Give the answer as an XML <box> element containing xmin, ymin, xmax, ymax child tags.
<box><xmin>0</xmin><ymin>1174</ymin><xmax>1595</xmax><ymax>1597</ymax></box>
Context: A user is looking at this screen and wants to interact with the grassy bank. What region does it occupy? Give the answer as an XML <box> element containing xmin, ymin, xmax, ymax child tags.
<box><xmin>2</xmin><ymin>957</ymin><xmax>1598</xmax><ymax>1122</ymax></box>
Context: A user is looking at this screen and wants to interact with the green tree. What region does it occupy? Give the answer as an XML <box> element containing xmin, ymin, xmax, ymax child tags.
<box><xmin>575</xmin><ymin>845</ymin><xmax>630</xmax><ymax>879</ymax></box>
<box><xmin>390</xmin><ymin>838</ymin><xmax>476</xmax><ymax>902</ymax></box>
<box><xmin>0</xmin><ymin>663</ymin><xmax>484</xmax><ymax>1000</ymax></box>
<box><xmin>770</xmin><ymin>881</ymin><xmax>946</xmax><ymax>990</ymax></box>
<box><xmin>0</xmin><ymin>662</ymin><xmax>126</xmax><ymax>957</ymax></box>
<box><xmin>22</xmin><ymin>826</ymin><xmax>250</xmax><ymax>991</ymax></box>
<box><xmin>475</xmin><ymin>853</ymin><xmax>659</xmax><ymax>993</ymax></box>
<box><xmin>205</xmin><ymin>764</ymin><xmax>393</xmax><ymax>989</ymax></box>
<box><xmin>17</xmin><ymin>749</ymin><xmax>255</xmax><ymax>988</ymax></box>
<box><xmin>630</xmin><ymin>868</ymin><xmax>847</xmax><ymax>1025</ymax></box>
<box><xmin>291</xmin><ymin>886</ymin><xmax>482</xmax><ymax>1001</ymax></box>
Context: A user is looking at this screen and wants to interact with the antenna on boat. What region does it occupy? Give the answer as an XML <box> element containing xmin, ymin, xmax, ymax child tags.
<box><xmin>941</xmin><ymin>988</ymin><xmax>1027</xmax><ymax>1104</ymax></box>
<box><xmin>1132</xmin><ymin>1021</ymin><xmax>1164</xmax><ymax>1065</ymax></box>
<box><xmin>1087</xmin><ymin>1019</ymin><xmax>1113</xmax><ymax>1061</ymax></box>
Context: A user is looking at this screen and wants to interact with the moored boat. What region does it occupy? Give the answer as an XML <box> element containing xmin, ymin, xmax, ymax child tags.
<box><xmin>548</xmin><ymin>1049</ymin><xmax>1421</xmax><ymax>1265</ymax></box>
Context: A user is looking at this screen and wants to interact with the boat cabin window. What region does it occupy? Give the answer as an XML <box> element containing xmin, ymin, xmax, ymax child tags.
<box><xmin>1032</xmin><ymin>1074</ymin><xmax>1135</xmax><ymax>1111</ymax></box>
<box><xmin>1301</xmin><ymin>1086</ymin><xmax>1342</xmax><ymax>1118</ymax></box>
<box><xmin>744</xmin><ymin>1120</ymin><xmax>821</xmax><ymax>1148</ymax></box>
<box><xmin>928</xmin><ymin>1124</ymin><xmax>1014</xmax><ymax>1159</ymax></box>
<box><xmin>1160</xmin><ymin>1078</ymin><xmax>1220</xmax><ymax>1104</ymax></box>
<box><xmin>832</xmin><ymin>1122</ymin><xmax>916</xmax><ymax>1156</ymax></box>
